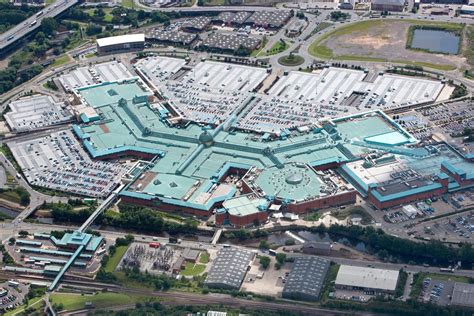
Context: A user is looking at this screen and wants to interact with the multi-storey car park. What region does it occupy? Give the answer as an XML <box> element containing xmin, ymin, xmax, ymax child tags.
<box><xmin>7</xmin><ymin>56</ymin><xmax>473</xmax><ymax>228</ymax></box>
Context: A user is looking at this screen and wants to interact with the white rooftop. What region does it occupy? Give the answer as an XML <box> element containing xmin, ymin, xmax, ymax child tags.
<box><xmin>335</xmin><ymin>265</ymin><xmax>399</xmax><ymax>291</ymax></box>
<box><xmin>97</xmin><ymin>34</ymin><xmax>145</xmax><ymax>47</ymax></box>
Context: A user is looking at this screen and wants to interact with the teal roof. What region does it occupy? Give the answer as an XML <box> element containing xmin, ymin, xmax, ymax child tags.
<box><xmin>223</xmin><ymin>195</ymin><xmax>268</xmax><ymax>217</ymax></box>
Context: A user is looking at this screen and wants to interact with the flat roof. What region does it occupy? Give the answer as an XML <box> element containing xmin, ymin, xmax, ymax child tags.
<box><xmin>222</xmin><ymin>195</ymin><xmax>268</xmax><ymax>217</ymax></box>
<box><xmin>97</xmin><ymin>34</ymin><xmax>145</xmax><ymax>47</ymax></box>
<box><xmin>335</xmin><ymin>265</ymin><xmax>399</xmax><ymax>291</ymax></box>
<box><xmin>451</xmin><ymin>282</ymin><xmax>474</xmax><ymax>307</ymax></box>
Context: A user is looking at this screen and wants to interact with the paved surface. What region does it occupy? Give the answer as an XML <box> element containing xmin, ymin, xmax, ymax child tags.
<box><xmin>0</xmin><ymin>0</ymin><xmax>79</xmax><ymax>53</ymax></box>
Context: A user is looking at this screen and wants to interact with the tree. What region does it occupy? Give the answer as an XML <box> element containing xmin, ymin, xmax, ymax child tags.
<box><xmin>41</xmin><ymin>17</ymin><xmax>57</xmax><ymax>36</ymax></box>
<box><xmin>276</xmin><ymin>253</ymin><xmax>286</xmax><ymax>265</ymax></box>
<box><xmin>86</xmin><ymin>23</ymin><xmax>102</xmax><ymax>36</ymax></box>
<box><xmin>259</xmin><ymin>240</ymin><xmax>270</xmax><ymax>249</ymax></box>
<box><xmin>259</xmin><ymin>255</ymin><xmax>270</xmax><ymax>269</ymax></box>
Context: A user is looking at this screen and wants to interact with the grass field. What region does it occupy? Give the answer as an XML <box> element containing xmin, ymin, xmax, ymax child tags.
<box><xmin>121</xmin><ymin>0</ymin><xmax>134</xmax><ymax>8</ymax></box>
<box><xmin>181</xmin><ymin>262</ymin><xmax>206</xmax><ymax>276</ymax></box>
<box><xmin>264</xmin><ymin>40</ymin><xmax>289</xmax><ymax>56</ymax></box>
<box><xmin>51</xmin><ymin>55</ymin><xmax>71</xmax><ymax>67</ymax></box>
<box><xmin>104</xmin><ymin>245</ymin><xmax>129</xmax><ymax>273</ymax></box>
<box><xmin>278</xmin><ymin>54</ymin><xmax>304</xmax><ymax>66</ymax></box>
<box><xmin>50</xmin><ymin>293</ymin><xmax>154</xmax><ymax>311</ymax></box>
<box><xmin>199</xmin><ymin>252</ymin><xmax>209</xmax><ymax>264</ymax></box>
<box><xmin>203</xmin><ymin>0</ymin><xmax>227</xmax><ymax>5</ymax></box>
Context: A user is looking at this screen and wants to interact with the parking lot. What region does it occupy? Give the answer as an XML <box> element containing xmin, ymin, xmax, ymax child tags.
<box><xmin>420</xmin><ymin>277</ymin><xmax>454</xmax><ymax>306</ymax></box>
<box><xmin>9</xmin><ymin>130</ymin><xmax>127</xmax><ymax>197</ymax></box>
<box><xmin>0</xmin><ymin>281</ymin><xmax>28</xmax><ymax>312</ymax></box>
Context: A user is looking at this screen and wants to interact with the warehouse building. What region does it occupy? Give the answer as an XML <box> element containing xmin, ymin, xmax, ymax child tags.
<box><xmin>282</xmin><ymin>256</ymin><xmax>331</xmax><ymax>301</ymax></box>
<box><xmin>203</xmin><ymin>247</ymin><xmax>254</xmax><ymax>290</ymax></box>
<box><xmin>200</xmin><ymin>33</ymin><xmax>261</xmax><ymax>54</ymax></box>
<box><xmin>335</xmin><ymin>265</ymin><xmax>400</xmax><ymax>294</ymax></box>
<box><xmin>146</xmin><ymin>29</ymin><xmax>197</xmax><ymax>46</ymax></box>
<box><xmin>96</xmin><ymin>34</ymin><xmax>145</xmax><ymax>55</ymax></box>
<box><xmin>371</xmin><ymin>0</ymin><xmax>405</xmax><ymax>11</ymax></box>
<box><xmin>451</xmin><ymin>282</ymin><xmax>474</xmax><ymax>308</ymax></box>
<box><xmin>181</xmin><ymin>16</ymin><xmax>212</xmax><ymax>33</ymax></box>
<box><xmin>245</xmin><ymin>11</ymin><xmax>292</xmax><ymax>29</ymax></box>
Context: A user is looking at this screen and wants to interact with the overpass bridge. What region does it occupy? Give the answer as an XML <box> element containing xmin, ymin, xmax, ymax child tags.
<box><xmin>0</xmin><ymin>0</ymin><xmax>79</xmax><ymax>55</ymax></box>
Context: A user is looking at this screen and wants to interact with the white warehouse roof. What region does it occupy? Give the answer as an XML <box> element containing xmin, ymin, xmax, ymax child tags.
<box><xmin>97</xmin><ymin>34</ymin><xmax>145</xmax><ymax>47</ymax></box>
<box><xmin>335</xmin><ymin>265</ymin><xmax>399</xmax><ymax>291</ymax></box>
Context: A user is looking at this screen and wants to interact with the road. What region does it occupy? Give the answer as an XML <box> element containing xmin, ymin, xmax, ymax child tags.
<box><xmin>0</xmin><ymin>0</ymin><xmax>79</xmax><ymax>53</ymax></box>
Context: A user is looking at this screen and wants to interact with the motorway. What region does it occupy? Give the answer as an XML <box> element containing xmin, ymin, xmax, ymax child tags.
<box><xmin>0</xmin><ymin>0</ymin><xmax>78</xmax><ymax>52</ymax></box>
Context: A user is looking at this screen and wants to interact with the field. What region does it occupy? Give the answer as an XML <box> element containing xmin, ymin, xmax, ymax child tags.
<box><xmin>104</xmin><ymin>245</ymin><xmax>129</xmax><ymax>273</ymax></box>
<box><xmin>4</xmin><ymin>297</ymin><xmax>44</xmax><ymax>316</ymax></box>
<box><xmin>308</xmin><ymin>19</ymin><xmax>466</xmax><ymax>70</ymax></box>
<box><xmin>181</xmin><ymin>262</ymin><xmax>206</xmax><ymax>276</ymax></box>
<box><xmin>51</xmin><ymin>55</ymin><xmax>71</xmax><ymax>67</ymax></box>
<box><xmin>50</xmin><ymin>293</ymin><xmax>155</xmax><ymax>311</ymax></box>
<box><xmin>121</xmin><ymin>0</ymin><xmax>134</xmax><ymax>8</ymax></box>
<box><xmin>264</xmin><ymin>40</ymin><xmax>289</xmax><ymax>56</ymax></box>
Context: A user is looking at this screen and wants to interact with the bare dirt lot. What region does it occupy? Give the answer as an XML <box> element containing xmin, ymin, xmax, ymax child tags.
<box><xmin>321</xmin><ymin>20</ymin><xmax>467</xmax><ymax>70</ymax></box>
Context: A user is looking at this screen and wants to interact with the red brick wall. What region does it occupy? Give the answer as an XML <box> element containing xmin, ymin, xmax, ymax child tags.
<box><xmin>286</xmin><ymin>191</ymin><xmax>357</xmax><ymax>214</ymax></box>
<box><xmin>367</xmin><ymin>186</ymin><xmax>447</xmax><ymax>209</ymax></box>
<box><xmin>227</xmin><ymin>211</ymin><xmax>268</xmax><ymax>227</ymax></box>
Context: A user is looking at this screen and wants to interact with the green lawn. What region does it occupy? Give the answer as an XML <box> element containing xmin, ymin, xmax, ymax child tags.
<box><xmin>263</xmin><ymin>40</ymin><xmax>289</xmax><ymax>56</ymax></box>
<box><xmin>104</xmin><ymin>245</ymin><xmax>129</xmax><ymax>273</ymax></box>
<box><xmin>50</xmin><ymin>293</ymin><xmax>154</xmax><ymax>311</ymax></box>
<box><xmin>202</xmin><ymin>0</ymin><xmax>227</xmax><ymax>5</ymax></box>
<box><xmin>181</xmin><ymin>262</ymin><xmax>206</xmax><ymax>276</ymax></box>
<box><xmin>199</xmin><ymin>252</ymin><xmax>209</xmax><ymax>264</ymax></box>
<box><xmin>121</xmin><ymin>0</ymin><xmax>134</xmax><ymax>8</ymax></box>
<box><xmin>51</xmin><ymin>55</ymin><xmax>71</xmax><ymax>67</ymax></box>
<box><xmin>393</xmin><ymin>60</ymin><xmax>456</xmax><ymax>71</ymax></box>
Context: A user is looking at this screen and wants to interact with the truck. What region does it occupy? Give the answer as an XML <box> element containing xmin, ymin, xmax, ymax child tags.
<box><xmin>149</xmin><ymin>242</ymin><xmax>160</xmax><ymax>248</ymax></box>
<box><xmin>29</xmin><ymin>20</ymin><xmax>37</xmax><ymax>27</ymax></box>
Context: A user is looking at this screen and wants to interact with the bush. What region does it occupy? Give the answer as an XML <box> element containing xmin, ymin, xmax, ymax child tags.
<box><xmin>259</xmin><ymin>256</ymin><xmax>270</xmax><ymax>269</ymax></box>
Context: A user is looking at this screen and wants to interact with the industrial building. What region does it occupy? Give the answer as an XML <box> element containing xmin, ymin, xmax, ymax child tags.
<box><xmin>245</xmin><ymin>11</ymin><xmax>292</xmax><ymax>29</ymax></box>
<box><xmin>181</xmin><ymin>16</ymin><xmax>212</xmax><ymax>33</ymax></box>
<box><xmin>199</xmin><ymin>33</ymin><xmax>261</xmax><ymax>54</ymax></box>
<box><xmin>371</xmin><ymin>0</ymin><xmax>405</xmax><ymax>11</ymax></box>
<box><xmin>146</xmin><ymin>29</ymin><xmax>197</xmax><ymax>46</ymax></box>
<box><xmin>96</xmin><ymin>34</ymin><xmax>145</xmax><ymax>55</ymax></box>
<box><xmin>451</xmin><ymin>282</ymin><xmax>474</xmax><ymax>308</ymax></box>
<box><xmin>203</xmin><ymin>247</ymin><xmax>254</xmax><ymax>290</ymax></box>
<box><xmin>335</xmin><ymin>265</ymin><xmax>400</xmax><ymax>294</ymax></box>
<box><xmin>282</xmin><ymin>256</ymin><xmax>330</xmax><ymax>301</ymax></box>
<box><xmin>5</xmin><ymin>95</ymin><xmax>73</xmax><ymax>132</ymax></box>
